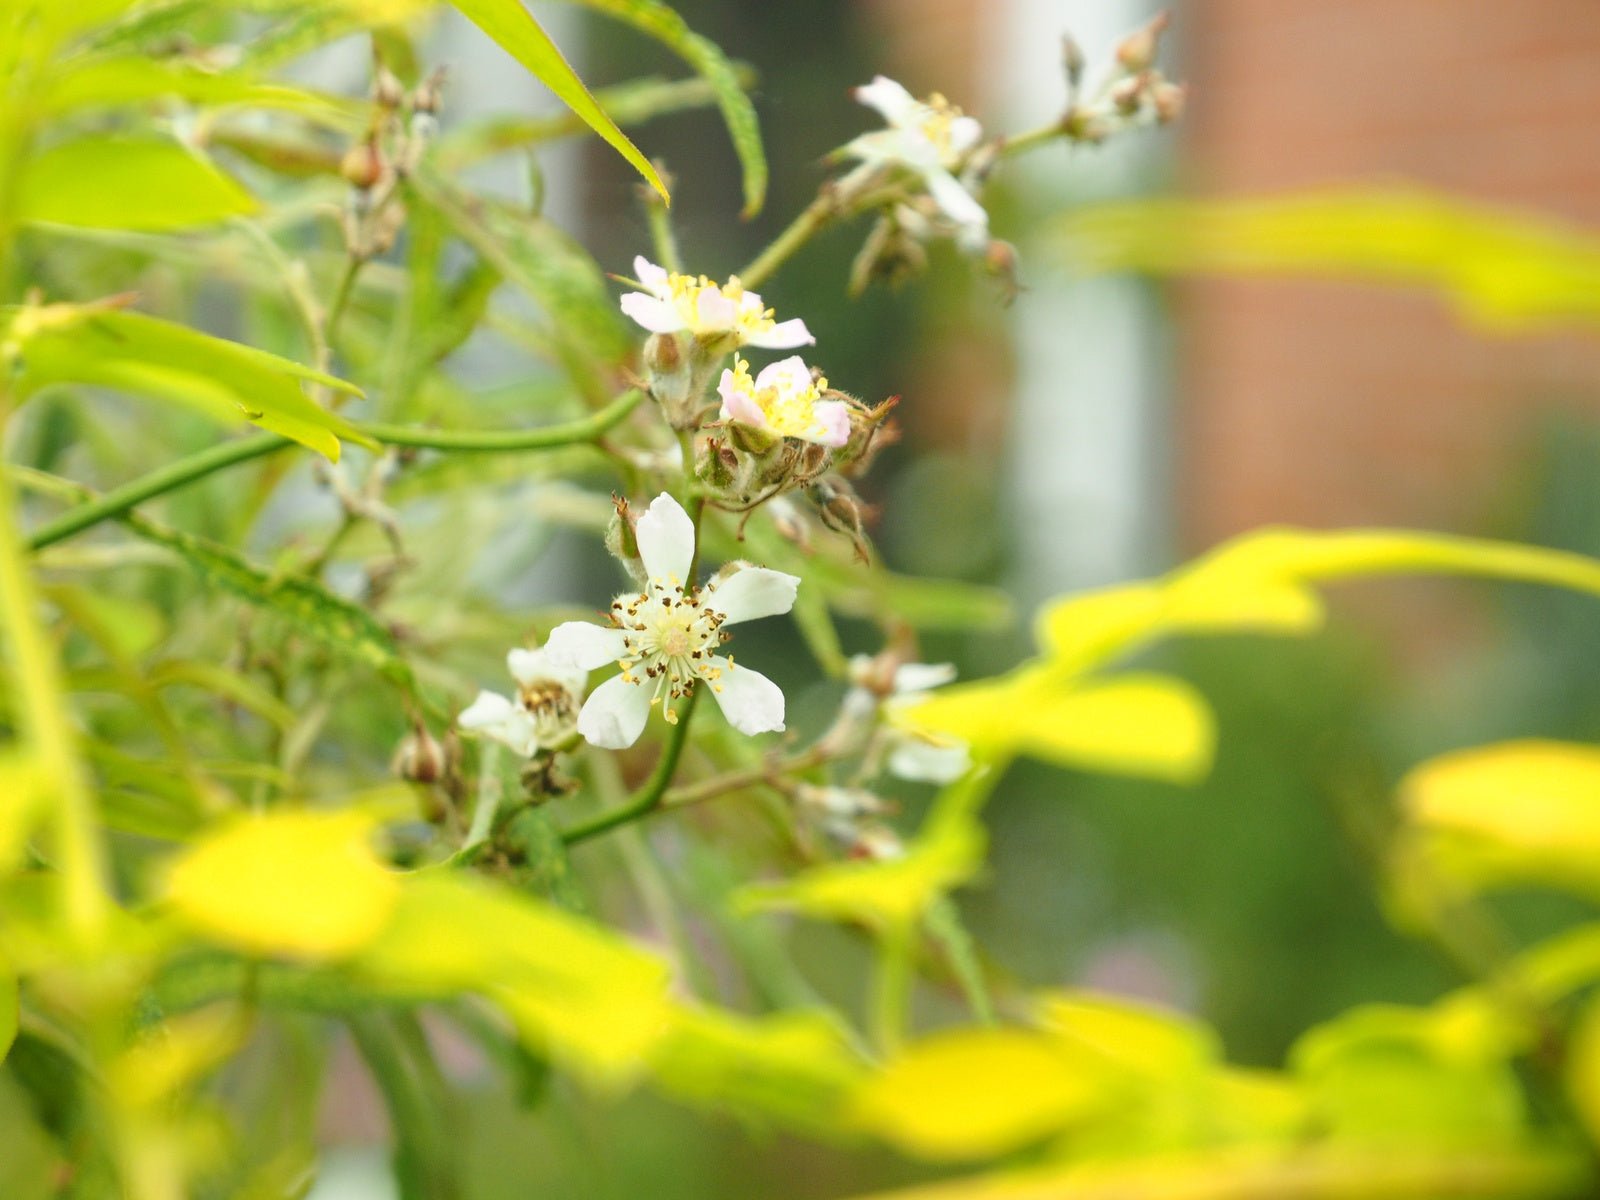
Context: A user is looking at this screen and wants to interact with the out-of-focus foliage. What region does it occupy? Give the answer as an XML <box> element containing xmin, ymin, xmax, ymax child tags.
<box><xmin>5</xmin><ymin>4</ymin><xmax>1600</xmax><ymax>1199</ymax></box>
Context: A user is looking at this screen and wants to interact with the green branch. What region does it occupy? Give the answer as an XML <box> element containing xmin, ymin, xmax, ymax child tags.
<box><xmin>25</xmin><ymin>390</ymin><xmax>646</xmax><ymax>552</ymax></box>
<box><xmin>562</xmin><ymin>689</ymin><xmax>699</xmax><ymax>846</ymax></box>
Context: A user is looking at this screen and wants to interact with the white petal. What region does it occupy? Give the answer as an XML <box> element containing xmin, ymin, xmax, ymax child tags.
<box><xmin>508</xmin><ymin>646</ymin><xmax>586</xmax><ymax>694</ymax></box>
<box><xmin>577</xmin><ymin>674</ymin><xmax>655</xmax><ymax>749</ymax></box>
<box><xmin>706</xmin><ymin>657</ymin><xmax>784</xmax><ymax>735</ymax></box>
<box><xmin>854</xmin><ymin>75</ymin><xmax>919</xmax><ymax>126</ymax></box>
<box><xmin>459</xmin><ymin>690</ymin><xmax>541</xmax><ymax>757</ymax></box>
<box><xmin>544</xmin><ymin>621</ymin><xmax>629</xmax><ymax>671</ymax></box>
<box><xmin>947</xmin><ymin>115</ymin><xmax>983</xmax><ymax>157</ymax></box>
<box><xmin>704</xmin><ymin>567</ymin><xmax>800</xmax><ymax>625</ymax></box>
<box><xmin>695</xmin><ymin>287</ymin><xmax>737</xmax><ymax>330</ymax></box>
<box><xmin>893</xmin><ymin>661</ymin><xmax>957</xmax><ymax>694</ymax></box>
<box><xmin>923</xmin><ymin>167</ymin><xmax>988</xmax><ymax>231</ymax></box>
<box><xmin>888</xmin><ymin>735</ymin><xmax>971</xmax><ymax>784</ymax></box>
<box><xmin>753</xmin><ymin>355</ymin><xmax>814</xmax><ymax>394</ymax></box>
<box><xmin>620</xmin><ymin>292</ymin><xmax>685</xmax><ymax>334</ymax></box>
<box><xmin>633</xmin><ymin>255</ymin><xmax>669</xmax><ymax>292</ymax></box>
<box><xmin>636</xmin><ymin>492</ymin><xmax>696</xmax><ymax>584</ymax></box>
<box><xmin>809</xmin><ymin>399</ymin><xmax>851</xmax><ymax>448</ymax></box>
<box><xmin>745</xmin><ymin>317</ymin><xmax>816</xmax><ymax>349</ymax></box>
<box><xmin>718</xmin><ymin>369</ymin><xmax>769</xmax><ymax>429</ymax></box>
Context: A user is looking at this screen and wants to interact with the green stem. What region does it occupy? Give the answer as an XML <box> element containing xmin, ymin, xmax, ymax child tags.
<box><xmin>738</xmin><ymin>190</ymin><xmax>840</xmax><ymax>290</ymax></box>
<box><xmin>347</xmin><ymin>1013</ymin><xmax>459</xmax><ymax>1200</ymax></box>
<box><xmin>25</xmin><ymin>391</ymin><xmax>646</xmax><ymax>552</ymax></box>
<box><xmin>871</xmin><ymin>920</ymin><xmax>916</xmax><ymax>1057</ymax></box>
<box><xmin>561</xmin><ymin>689</ymin><xmax>699</xmax><ymax>846</ymax></box>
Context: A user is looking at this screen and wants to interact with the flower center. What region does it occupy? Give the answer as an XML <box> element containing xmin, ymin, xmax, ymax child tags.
<box><xmin>916</xmin><ymin>93</ymin><xmax>965</xmax><ymax>162</ymax></box>
<box><xmin>726</xmin><ymin>357</ymin><xmax>831</xmax><ymax>440</ymax></box>
<box><xmin>518</xmin><ymin>679</ymin><xmax>579</xmax><ymax>740</ymax></box>
<box><xmin>609</xmin><ymin>581</ymin><xmax>734</xmax><ymax>721</ymax></box>
<box><xmin>663</xmin><ymin>271</ymin><xmax>776</xmax><ymax>337</ymax></box>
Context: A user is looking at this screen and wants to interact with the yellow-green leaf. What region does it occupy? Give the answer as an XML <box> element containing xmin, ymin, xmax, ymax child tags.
<box><xmin>448</xmin><ymin>0</ymin><xmax>668</xmax><ymax>204</ymax></box>
<box><xmin>0</xmin><ymin>952</ymin><xmax>17</xmax><ymax>1064</ymax></box>
<box><xmin>1058</xmin><ymin>186</ymin><xmax>1600</xmax><ymax>333</ymax></box>
<box><xmin>18</xmin><ymin>135</ymin><xmax>256</xmax><ymax>231</ymax></box>
<box><xmin>1034</xmin><ymin>990</ymin><xmax>1218</xmax><ymax>1078</ymax></box>
<box><xmin>355</xmin><ymin>873</ymin><xmax>674</xmax><ymax>1082</ymax></box>
<box><xmin>1399</xmin><ymin>739</ymin><xmax>1600</xmax><ymax>897</ymax></box>
<box><xmin>6</xmin><ymin>303</ymin><xmax>367</xmax><ymax>460</ymax></box>
<box><xmin>853</xmin><ymin>1028</ymin><xmax>1108</xmax><ymax>1161</ymax></box>
<box><xmin>165</xmin><ymin>809</ymin><xmax>401</xmax><ymax>960</ymax></box>
<box><xmin>1566</xmin><ymin>992</ymin><xmax>1600</xmax><ymax>1152</ymax></box>
<box><xmin>39</xmin><ymin>56</ymin><xmax>358</xmax><ymax>125</ymax></box>
<box><xmin>1040</xmin><ymin>528</ymin><xmax>1600</xmax><ymax>676</ymax></box>
<box><xmin>896</xmin><ymin>670</ymin><xmax>1215</xmax><ymax>784</ymax></box>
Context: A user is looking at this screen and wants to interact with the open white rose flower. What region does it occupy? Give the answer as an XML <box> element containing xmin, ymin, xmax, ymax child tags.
<box><xmin>545</xmin><ymin>492</ymin><xmax>800</xmax><ymax>750</ymax></box>
<box><xmin>458</xmin><ymin>647</ymin><xmax>587</xmax><ymax>757</ymax></box>
<box><xmin>845</xmin><ymin>75</ymin><xmax>990</xmax><ymax>252</ymax></box>
<box><xmin>619</xmin><ymin>256</ymin><xmax>815</xmax><ymax>349</ymax></box>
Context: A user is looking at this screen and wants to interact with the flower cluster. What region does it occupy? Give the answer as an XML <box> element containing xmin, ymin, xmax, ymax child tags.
<box><xmin>620</xmin><ymin>256</ymin><xmax>814</xmax><ymax>352</ymax></box>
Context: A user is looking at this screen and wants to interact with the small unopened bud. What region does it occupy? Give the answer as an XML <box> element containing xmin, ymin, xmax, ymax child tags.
<box><xmin>413</xmin><ymin>69</ymin><xmax>445</xmax><ymax>116</ymax></box>
<box><xmin>606</xmin><ymin>493</ymin><xmax>641</xmax><ymax>572</ymax></box>
<box><xmin>393</xmin><ymin>725</ymin><xmax>446</xmax><ymax>785</ymax></box>
<box><xmin>1061</xmin><ymin>33</ymin><xmax>1086</xmax><ymax>90</ymax></box>
<box><xmin>1151</xmin><ymin>80</ymin><xmax>1186</xmax><ymax>124</ymax></box>
<box><xmin>1115</xmin><ymin>10</ymin><xmax>1170</xmax><ymax>74</ymax></box>
<box><xmin>797</xmin><ymin>783</ymin><xmax>886</xmax><ymax>820</ymax></box>
<box><xmin>374</xmin><ymin>67</ymin><xmax>405</xmax><ymax>110</ymax></box>
<box><xmin>695</xmin><ymin>438</ymin><xmax>739</xmax><ymax>491</ymax></box>
<box><xmin>852</xmin><ymin>824</ymin><xmax>906</xmax><ymax>862</ymax></box>
<box><xmin>340</xmin><ymin>139</ymin><xmax>384</xmax><ymax>191</ymax></box>
<box><xmin>643</xmin><ymin>331</ymin><xmax>682</xmax><ymax>375</ymax></box>
<box><xmin>1110</xmin><ymin>73</ymin><xmax>1148</xmax><ymax>116</ymax></box>
<box><xmin>727</xmin><ymin>418</ymin><xmax>779</xmax><ymax>458</ymax></box>
<box><xmin>767</xmin><ymin>497</ymin><xmax>812</xmax><ymax>552</ymax></box>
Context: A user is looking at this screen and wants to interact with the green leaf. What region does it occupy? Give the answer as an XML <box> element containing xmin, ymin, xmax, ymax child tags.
<box><xmin>124</xmin><ymin>516</ymin><xmax>421</xmax><ymax>699</ymax></box>
<box><xmin>38</xmin><ymin>56</ymin><xmax>357</xmax><ymax>123</ymax></box>
<box><xmin>447</xmin><ymin>0</ymin><xmax>669</xmax><ymax>204</ymax></box>
<box><xmin>1058</xmin><ymin>186</ymin><xmax>1600</xmax><ymax>333</ymax></box>
<box><xmin>18</xmin><ymin>135</ymin><xmax>256</xmax><ymax>231</ymax></box>
<box><xmin>563</xmin><ymin>0</ymin><xmax>765</xmax><ymax>216</ymax></box>
<box><xmin>6</xmin><ymin>303</ymin><xmax>367</xmax><ymax>460</ymax></box>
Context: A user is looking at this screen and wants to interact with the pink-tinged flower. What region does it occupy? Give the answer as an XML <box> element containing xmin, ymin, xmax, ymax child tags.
<box><xmin>845</xmin><ymin>75</ymin><xmax>989</xmax><ymax>250</ymax></box>
<box><xmin>717</xmin><ymin>355</ymin><xmax>850</xmax><ymax>448</ymax></box>
<box><xmin>458</xmin><ymin>647</ymin><xmax>587</xmax><ymax>757</ymax></box>
<box><xmin>618</xmin><ymin>256</ymin><xmax>814</xmax><ymax>349</ymax></box>
<box><xmin>544</xmin><ymin>493</ymin><xmax>800</xmax><ymax>750</ymax></box>
<box><xmin>847</xmin><ymin>653</ymin><xmax>972</xmax><ymax>784</ymax></box>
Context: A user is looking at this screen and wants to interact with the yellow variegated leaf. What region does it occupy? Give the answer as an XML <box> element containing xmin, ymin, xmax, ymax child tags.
<box><xmin>356</xmin><ymin>874</ymin><xmax>674</xmax><ymax>1082</ymax></box>
<box><xmin>105</xmin><ymin>1008</ymin><xmax>245</xmax><ymax>1112</ymax></box>
<box><xmin>852</xmin><ymin>1028</ymin><xmax>1109</xmax><ymax>1161</ymax></box>
<box><xmin>1041</xmin><ymin>528</ymin><xmax>1600</xmax><ymax>676</ymax></box>
<box><xmin>1034</xmin><ymin>990</ymin><xmax>1219</xmax><ymax>1077</ymax></box>
<box><xmin>165</xmin><ymin>809</ymin><xmax>400</xmax><ymax>959</ymax></box>
<box><xmin>737</xmin><ymin>770</ymin><xmax>991</xmax><ymax>928</ymax></box>
<box><xmin>1399</xmin><ymin>740</ymin><xmax>1600</xmax><ymax>897</ymax></box>
<box><xmin>650</xmin><ymin>1006</ymin><xmax>866</xmax><ymax>1133</ymax></box>
<box><xmin>896</xmin><ymin>670</ymin><xmax>1215</xmax><ymax>784</ymax></box>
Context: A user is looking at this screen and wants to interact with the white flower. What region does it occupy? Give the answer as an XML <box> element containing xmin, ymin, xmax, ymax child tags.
<box><xmin>718</xmin><ymin>354</ymin><xmax>850</xmax><ymax>448</ymax></box>
<box><xmin>545</xmin><ymin>492</ymin><xmax>800</xmax><ymax>750</ymax></box>
<box><xmin>458</xmin><ymin>647</ymin><xmax>587</xmax><ymax>757</ymax></box>
<box><xmin>848</xmin><ymin>653</ymin><xmax>972</xmax><ymax>784</ymax></box>
<box><xmin>619</xmin><ymin>256</ymin><xmax>814</xmax><ymax>349</ymax></box>
<box><xmin>845</xmin><ymin>76</ymin><xmax>989</xmax><ymax>252</ymax></box>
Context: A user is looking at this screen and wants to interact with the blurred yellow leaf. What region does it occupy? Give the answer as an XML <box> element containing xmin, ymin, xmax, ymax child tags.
<box><xmin>0</xmin><ymin>952</ymin><xmax>16</xmax><ymax>1064</ymax></box>
<box><xmin>852</xmin><ymin>1028</ymin><xmax>1108</xmax><ymax>1162</ymax></box>
<box><xmin>896</xmin><ymin>671</ymin><xmax>1215</xmax><ymax>784</ymax></box>
<box><xmin>1566</xmin><ymin>993</ymin><xmax>1600</xmax><ymax>1153</ymax></box>
<box><xmin>1060</xmin><ymin>186</ymin><xmax>1600</xmax><ymax>333</ymax></box>
<box><xmin>1400</xmin><ymin>740</ymin><xmax>1600</xmax><ymax>896</ymax></box>
<box><xmin>105</xmin><ymin>1008</ymin><xmax>244</xmax><ymax>1112</ymax></box>
<box><xmin>1035</xmin><ymin>990</ymin><xmax>1218</xmax><ymax>1078</ymax></box>
<box><xmin>356</xmin><ymin>873</ymin><xmax>674</xmax><ymax>1082</ymax></box>
<box><xmin>650</xmin><ymin>1006</ymin><xmax>866</xmax><ymax>1133</ymax></box>
<box><xmin>165</xmin><ymin>809</ymin><xmax>400</xmax><ymax>959</ymax></box>
<box><xmin>737</xmin><ymin>770</ymin><xmax>990</xmax><ymax>929</ymax></box>
<box><xmin>0</xmin><ymin>749</ymin><xmax>50</xmax><ymax>877</ymax></box>
<box><xmin>1040</xmin><ymin>529</ymin><xmax>1600</xmax><ymax>676</ymax></box>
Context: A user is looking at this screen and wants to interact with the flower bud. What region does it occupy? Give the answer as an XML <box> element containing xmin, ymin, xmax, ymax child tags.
<box><xmin>1061</xmin><ymin>33</ymin><xmax>1086</xmax><ymax>90</ymax></box>
<box><xmin>643</xmin><ymin>331</ymin><xmax>682</xmax><ymax>375</ymax></box>
<box><xmin>1151</xmin><ymin>80</ymin><xmax>1186</xmax><ymax>124</ymax></box>
<box><xmin>695</xmin><ymin>437</ymin><xmax>739</xmax><ymax>491</ymax></box>
<box><xmin>727</xmin><ymin>418</ymin><xmax>780</xmax><ymax>458</ymax></box>
<box><xmin>374</xmin><ymin>67</ymin><xmax>405</xmax><ymax>110</ymax></box>
<box><xmin>605</xmin><ymin>493</ymin><xmax>642</xmax><ymax>574</ymax></box>
<box><xmin>340</xmin><ymin>139</ymin><xmax>384</xmax><ymax>191</ymax></box>
<box><xmin>1110</xmin><ymin>73</ymin><xmax>1147</xmax><ymax>116</ymax></box>
<box><xmin>797</xmin><ymin>783</ymin><xmax>885</xmax><ymax>820</ymax></box>
<box><xmin>1115</xmin><ymin>10</ymin><xmax>1170</xmax><ymax>73</ymax></box>
<box><xmin>393</xmin><ymin>724</ymin><xmax>447</xmax><ymax>785</ymax></box>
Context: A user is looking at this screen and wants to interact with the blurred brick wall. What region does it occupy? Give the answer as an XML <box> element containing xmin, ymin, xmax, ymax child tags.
<box><xmin>1177</xmin><ymin>0</ymin><xmax>1600</xmax><ymax>548</ymax></box>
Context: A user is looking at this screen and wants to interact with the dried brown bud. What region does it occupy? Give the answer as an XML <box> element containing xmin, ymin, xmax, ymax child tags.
<box><xmin>340</xmin><ymin>139</ymin><xmax>384</xmax><ymax>191</ymax></box>
<box><xmin>695</xmin><ymin>437</ymin><xmax>739</xmax><ymax>491</ymax></box>
<box><xmin>1110</xmin><ymin>73</ymin><xmax>1148</xmax><ymax>116</ymax></box>
<box><xmin>1061</xmin><ymin>33</ymin><xmax>1086</xmax><ymax>90</ymax></box>
<box><xmin>393</xmin><ymin>725</ymin><xmax>447</xmax><ymax>785</ymax></box>
<box><xmin>643</xmin><ymin>331</ymin><xmax>682</xmax><ymax>375</ymax></box>
<box><xmin>1115</xmin><ymin>10</ymin><xmax>1170</xmax><ymax>74</ymax></box>
<box><xmin>606</xmin><ymin>493</ymin><xmax>641</xmax><ymax>570</ymax></box>
<box><xmin>413</xmin><ymin>68</ymin><xmax>446</xmax><ymax>115</ymax></box>
<box><xmin>374</xmin><ymin>67</ymin><xmax>405</xmax><ymax>111</ymax></box>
